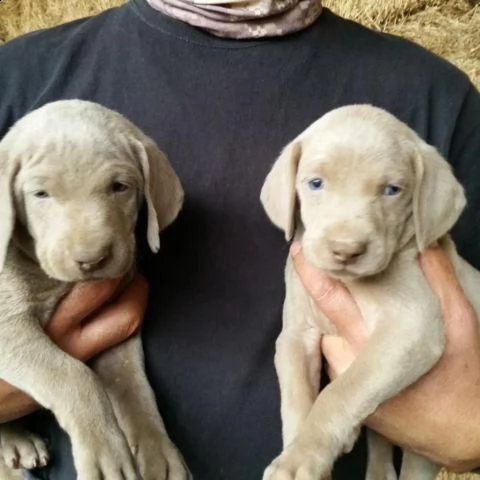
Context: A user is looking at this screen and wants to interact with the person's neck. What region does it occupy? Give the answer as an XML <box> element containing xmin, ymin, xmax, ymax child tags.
<box><xmin>145</xmin><ymin>0</ymin><xmax>323</xmax><ymax>39</ymax></box>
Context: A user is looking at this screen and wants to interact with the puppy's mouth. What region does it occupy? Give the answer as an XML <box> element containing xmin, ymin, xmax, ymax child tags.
<box><xmin>44</xmin><ymin>265</ymin><xmax>131</xmax><ymax>283</ymax></box>
<box><xmin>325</xmin><ymin>265</ymin><xmax>363</xmax><ymax>280</ymax></box>
<box><xmin>303</xmin><ymin>248</ymin><xmax>390</xmax><ymax>281</ymax></box>
<box><xmin>73</xmin><ymin>266</ymin><xmax>130</xmax><ymax>282</ymax></box>
<box><xmin>41</xmin><ymin>255</ymin><xmax>133</xmax><ymax>282</ymax></box>
<box><xmin>324</xmin><ymin>264</ymin><xmax>378</xmax><ymax>280</ymax></box>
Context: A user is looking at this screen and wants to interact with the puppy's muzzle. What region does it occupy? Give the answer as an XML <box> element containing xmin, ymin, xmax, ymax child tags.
<box><xmin>72</xmin><ymin>244</ymin><xmax>112</xmax><ymax>273</ymax></box>
<box><xmin>327</xmin><ymin>238</ymin><xmax>368</xmax><ymax>265</ymax></box>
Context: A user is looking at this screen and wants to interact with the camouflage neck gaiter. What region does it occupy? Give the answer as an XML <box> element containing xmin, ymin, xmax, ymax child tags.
<box><xmin>146</xmin><ymin>0</ymin><xmax>323</xmax><ymax>39</ymax></box>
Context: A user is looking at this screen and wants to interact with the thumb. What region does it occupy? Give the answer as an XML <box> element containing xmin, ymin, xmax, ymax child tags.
<box><xmin>419</xmin><ymin>246</ymin><xmax>478</xmax><ymax>350</ymax></box>
<box><xmin>290</xmin><ymin>242</ymin><xmax>368</xmax><ymax>346</ymax></box>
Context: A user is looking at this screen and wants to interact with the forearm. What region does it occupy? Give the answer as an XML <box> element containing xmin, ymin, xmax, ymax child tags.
<box><xmin>366</xmin><ymin>383</ymin><xmax>480</xmax><ymax>472</ymax></box>
<box><xmin>0</xmin><ymin>277</ymin><xmax>146</xmax><ymax>424</ymax></box>
<box><xmin>0</xmin><ymin>381</ymin><xmax>40</xmax><ymax>423</ymax></box>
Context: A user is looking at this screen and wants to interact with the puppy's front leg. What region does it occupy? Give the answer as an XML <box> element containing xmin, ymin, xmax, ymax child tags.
<box><xmin>92</xmin><ymin>334</ymin><xmax>191</xmax><ymax>480</ymax></box>
<box><xmin>0</xmin><ymin>319</ymin><xmax>136</xmax><ymax>480</ymax></box>
<box><xmin>277</xmin><ymin>260</ymin><xmax>324</xmax><ymax>448</ymax></box>
<box><xmin>275</xmin><ymin>327</ymin><xmax>322</xmax><ymax>448</ymax></box>
<box><xmin>263</xmin><ymin>318</ymin><xmax>444</xmax><ymax>480</ymax></box>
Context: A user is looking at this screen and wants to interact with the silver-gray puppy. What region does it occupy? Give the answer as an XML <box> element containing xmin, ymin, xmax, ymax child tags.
<box><xmin>0</xmin><ymin>100</ymin><xmax>190</xmax><ymax>480</ymax></box>
<box><xmin>261</xmin><ymin>104</ymin><xmax>480</xmax><ymax>480</ymax></box>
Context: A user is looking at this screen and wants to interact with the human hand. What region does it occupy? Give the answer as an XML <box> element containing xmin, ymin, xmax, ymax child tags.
<box><xmin>0</xmin><ymin>274</ymin><xmax>148</xmax><ymax>423</ymax></box>
<box><xmin>291</xmin><ymin>243</ymin><xmax>480</xmax><ymax>472</ymax></box>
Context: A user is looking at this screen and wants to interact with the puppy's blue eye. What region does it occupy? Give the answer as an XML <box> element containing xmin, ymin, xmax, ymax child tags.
<box><xmin>383</xmin><ymin>184</ymin><xmax>402</xmax><ymax>196</ymax></box>
<box><xmin>308</xmin><ymin>178</ymin><xmax>324</xmax><ymax>191</ymax></box>
<box><xmin>34</xmin><ymin>190</ymin><xmax>49</xmax><ymax>199</ymax></box>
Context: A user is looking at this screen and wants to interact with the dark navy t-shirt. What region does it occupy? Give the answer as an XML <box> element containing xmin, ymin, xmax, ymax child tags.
<box><xmin>1</xmin><ymin>1</ymin><xmax>480</xmax><ymax>478</ymax></box>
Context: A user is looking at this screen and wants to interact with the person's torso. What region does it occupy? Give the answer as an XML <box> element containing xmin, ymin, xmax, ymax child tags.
<box><xmin>0</xmin><ymin>2</ymin><xmax>477</xmax><ymax>478</ymax></box>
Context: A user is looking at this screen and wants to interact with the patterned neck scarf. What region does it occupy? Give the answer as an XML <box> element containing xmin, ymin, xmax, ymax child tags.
<box><xmin>146</xmin><ymin>0</ymin><xmax>323</xmax><ymax>39</ymax></box>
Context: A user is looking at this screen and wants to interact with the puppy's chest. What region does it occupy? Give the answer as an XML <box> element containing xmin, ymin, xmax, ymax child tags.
<box><xmin>300</xmin><ymin>267</ymin><xmax>431</xmax><ymax>334</ymax></box>
<box><xmin>306</xmin><ymin>292</ymin><xmax>389</xmax><ymax>334</ymax></box>
<box><xmin>0</xmin><ymin>247</ymin><xmax>72</xmax><ymax>328</ymax></box>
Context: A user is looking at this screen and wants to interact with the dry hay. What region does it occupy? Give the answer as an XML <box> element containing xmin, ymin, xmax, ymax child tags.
<box><xmin>0</xmin><ymin>0</ymin><xmax>125</xmax><ymax>43</ymax></box>
<box><xmin>438</xmin><ymin>474</ymin><xmax>480</xmax><ymax>480</ymax></box>
<box><xmin>323</xmin><ymin>0</ymin><xmax>480</xmax><ymax>89</ymax></box>
<box><xmin>0</xmin><ymin>1</ymin><xmax>479</xmax><ymax>480</ymax></box>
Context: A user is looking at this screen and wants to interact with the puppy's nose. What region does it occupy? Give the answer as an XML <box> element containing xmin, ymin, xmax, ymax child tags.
<box><xmin>75</xmin><ymin>247</ymin><xmax>110</xmax><ymax>272</ymax></box>
<box><xmin>328</xmin><ymin>239</ymin><xmax>367</xmax><ymax>263</ymax></box>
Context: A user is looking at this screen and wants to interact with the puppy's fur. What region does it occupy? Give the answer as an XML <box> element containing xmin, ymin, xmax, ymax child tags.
<box><xmin>260</xmin><ymin>104</ymin><xmax>480</xmax><ymax>480</ymax></box>
<box><xmin>0</xmin><ymin>100</ymin><xmax>190</xmax><ymax>480</ymax></box>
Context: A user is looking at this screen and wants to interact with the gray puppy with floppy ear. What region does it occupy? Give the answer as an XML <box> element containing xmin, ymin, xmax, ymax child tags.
<box><xmin>260</xmin><ymin>104</ymin><xmax>480</xmax><ymax>480</ymax></box>
<box><xmin>0</xmin><ymin>100</ymin><xmax>190</xmax><ymax>480</ymax></box>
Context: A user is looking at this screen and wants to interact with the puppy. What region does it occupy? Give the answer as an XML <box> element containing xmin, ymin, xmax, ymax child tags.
<box><xmin>0</xmin><ymin>100</ymin><xmax>190</xmax><ymax>480</ymax></box>
<box><xmin>260</xmin><ymin>104</ymin><xmax>480</xmax><ymax>480</ymax></box>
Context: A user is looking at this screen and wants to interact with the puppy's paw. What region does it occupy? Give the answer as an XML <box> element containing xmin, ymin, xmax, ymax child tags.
<box><xmin>263</xmin><ymin>442</ymin><xmax>332</xmax><ymax>480</ymax></box>
<box><xmin>71</xmin><ymin>425</ymin><xmax>137</xmax><ymax>480</ymax></box>
<box><xmin>0</xmin><ymin>425</ymin><xmax>49</xmax><ymax>470</ymax></box>
<box><xmin>128</xmin><ymin>425</ymin><xmax>191</xmax><ymax>480</ymax></box>
<box><xmin>343</xmin><ymin>426</ymin><xmax>361</xmax><ymax>454</ymax></box>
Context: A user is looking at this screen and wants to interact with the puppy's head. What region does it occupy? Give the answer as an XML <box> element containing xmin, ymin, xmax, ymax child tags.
<box><xmin>0</xmin><ymin>100</ymin><xmax>183</xmax><ymax>281</ymax></box>
<box><xmin>261</xmin><ymin>105</ymin><xmax>465</xmax><ymax>280</ymax></box>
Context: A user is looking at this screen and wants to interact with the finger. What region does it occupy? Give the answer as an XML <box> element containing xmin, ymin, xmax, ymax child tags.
<box><xmin>290</xmin><ymin>243</ymin><xmax>368</xmax><ymax>346</ymax></box>
<box><xmin>322</xmin><ymin>335</ymin><xmax>357</xmax><ymax>378</ymax></box>
<box><xmin>419</xmin><ymin>246</ymin><xmax>465</xmax><ymax>312</ymax></box>
<box><xmin>419</xmin><ymin>246</ymin><xmax>477</xmax><ymax>344</ymax></box>
<box><xmin>49</xmin><ymin>278</ymin><xmax>122</xmax><ymax>334</ymax></box>
<box><xmin>75</xmin><ymin>274</ymin><xmax>149</xmax><ymax>360</ymax></box>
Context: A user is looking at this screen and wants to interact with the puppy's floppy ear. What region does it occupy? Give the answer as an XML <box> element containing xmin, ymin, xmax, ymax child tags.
<box><xmin>260</xmin><ymin>141</ymin><xmax>302</xmax><ymax>241</ymax></box>
<box><xmin>134</xmin><ymin>137</ymin><xmax>184</xmax><ymax>253</ymax></box>
<box><xmin>0</xmin><ymin>150</ymin><xmax>19</xmax><ymax>272</ymax></box>
<box><xmin>411</xmin><ymin>141</ymin><xmax>466</xmax><ymax>252</ymax></box>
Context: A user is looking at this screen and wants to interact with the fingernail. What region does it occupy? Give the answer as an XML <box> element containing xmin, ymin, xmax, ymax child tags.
<box><xmin>290</xmin><ymin>242</ymin><xmax>301</xmax><ymax>256</ymax></box>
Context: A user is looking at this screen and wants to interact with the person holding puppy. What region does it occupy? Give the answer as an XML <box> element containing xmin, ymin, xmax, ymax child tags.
<box><xmin>0</xmin><ymin>0</ymin><xmax>479</xmax><ymax>478</ymax></box>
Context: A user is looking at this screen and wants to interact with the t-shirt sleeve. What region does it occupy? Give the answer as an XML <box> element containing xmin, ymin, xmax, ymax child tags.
<box><xmin>0</xmin><ymin>16</ymin><xmax>93</xmax><ymax>139</ymax></box>
<box><xmin>0</xmin><ymin>43</ymin><xmax>17</xmax><ymax>139</ymax></box>
<box><xmin>0</xmin><ymin>37</ymin><xmax>37</xmax><ymax>139</ymax></box>
<box><xmin>449</xmin><ymin>83</ymin><xmax>480</xmax><ymax>268</ymax></box>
